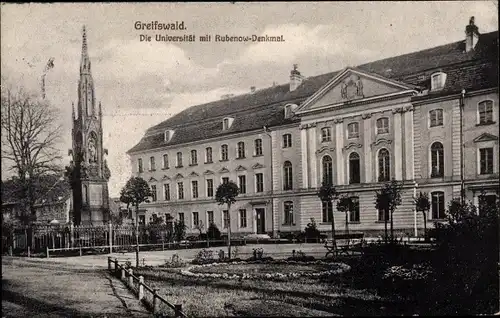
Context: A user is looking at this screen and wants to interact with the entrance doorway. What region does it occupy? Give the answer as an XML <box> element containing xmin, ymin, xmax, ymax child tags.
<box><xmin>255</xmin><ymin>208</ymin><xmax>266</xmax><ymax>234</ymax></box>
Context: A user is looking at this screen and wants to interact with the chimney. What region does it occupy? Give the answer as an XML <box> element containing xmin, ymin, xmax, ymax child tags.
<box><xmin>250</xmin><ymin>86</ymin><xmax>256</xmax><ymax>93</ymax></box>
<box><xmin>289</xmin><ymin>64</ymin><xmax>303</xmax><ymax>92</ymax></box>
<box><xmin>465</xmin><ymin>16</ymin><xmax>480</xmax><ymax>52</ymax></box>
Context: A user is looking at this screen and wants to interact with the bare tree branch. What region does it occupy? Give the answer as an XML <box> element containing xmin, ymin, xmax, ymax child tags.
<box><xmin>1</xmin><ymin>83</ymin><xmax>63</xmax><ymax>222</ymax></box>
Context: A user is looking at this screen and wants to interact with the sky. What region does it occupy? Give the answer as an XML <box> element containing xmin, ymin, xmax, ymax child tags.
<box><xmin>1</xmin><ymin>2</ymin><xmax>498</xmax><ymax>197</ymax></box>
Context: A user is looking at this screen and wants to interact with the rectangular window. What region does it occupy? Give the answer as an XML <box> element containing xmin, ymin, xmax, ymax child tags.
<box><xmin>151</xmin><ymin>185</ymin><xmax>157</xmax><ymax>202</ymax></box>
<box><xmin>191</xmin><ymin>150</ymin><xmax>197</xmax><ymax>165</ymax></box>
<box><xmin>348</xmin><ymin>123</ymin><xmax>359</xmax><ymax>139</ymax></box>
<box><xmin>222</xmin><ymin>177</ymin><xmax>229</xmax><ymax>184</ymax></box>
<box><xmin>223</xmin><ymin>210</ymin><xmax>229</xmax><ymax>229</ymax></box>
<box><xmin>207</xmin><ymin>179</ymin><xmax>214</xmax><ymax>197</ymax></box>
<box><xmin>176</xmin><ymin>152</ymin><xmax>183</xmax><ymax>167</ymax></box>
<box><xmin>321</xmin><ymin>127</ymin><xmax>331</xmax><ymax>142</ymax></box>
<box><xmin>150</xmin><ymin>156</ymin><xmax>156</xmax><ymax>171</ymax></box>
<box><xmin>192</xmin><ymin>212</ymin><xmax>199</xmax><ymax>228</ymax></box>
<box><xmin>221</xmin><ymin>145</ymin><xmax>228</xmax><ymax>161</ymax></box>
<box><xmin>206</xmin><ymin>147</ymin><xmax>213</xmax><ymax>163</ymax></box>
<box><xmin>284</xmin><ymin>201</ymin><xmax>294</xmax><ymax>225</ymax></box>
<box><xmin>138</xmin><ymin>158</ymin><xmax>143</xmax><ymax>173</ymax></box>
<box><xmin>237</xmin><ymin>142</ymin><xmax>245</xmax><ymax>159</ymax></box>
<box><xmin>283</xmin><ymin>134</ymin><xmax>292</xmax><ymax>148</ymax></box>
<box><xmin>429</xmin><ymin>109</ymin><xmax>444</xmax><ymax>127</ymax></box>
<box><xmin>256</xmin><ymin>173</ymin><xmax>264</xmax><ymax>192</ymax></box>
<box><xmin>239</xmin><ymin>209</ymin><xmax>247</xmax><ymax>228</ymax></box>
<box><xmin>378</xmin><ymin>208</ymin><xmax>389</xmax><ymax>222</ymax></box>
<box><xmin>254</xmin><ymin>139</ymin><xmax>263</xmax><ymax>156</ymax></box>
<box><xmin>322</xmin><ymin>201</ymin><xmax>333</xmax><ymax>223</ymax></box>
<box><xmin>480</xmin><ymin>148</ymin><xmax>494</xmax><ymax>174</ymax></box>
<box><xmin>431</xmin><ymin>192</ymin><xmax>445</xmax><ymax>219</ymax></box>
<box><xmin>478</xmin><ymin>101</ymin><xmax>494</xmax><ymax>124</ymax></box>
<box><xmin>139</xmin><ymin>215</ymin><xmax>146</xmax><ymax>225</ymax></box>
<box><xmin>192</xmin><ymin>180</ymin><xmax>199</xmax><ymax>198</ymax></box>
<box><xmin>162</xmin><ymin>154</ymin><xmax>169</xmax><ymax>169</ymax></box>
<box><xmin>163</xmin><ymin>184</ymin><xmax>170</xmax><ymax>201</ymax></box>
<box><xmin>178</xmin><ymin>212</ymin><xmax>184</xmax><ymax>224</ymax></box>
<box><xmin>238</xmin><ymin>175</ymin><xmax>246</xmax><ymax>194</ymax></box>
<box><xmin>207</xmin><ymin>211</ymin><xmax>214</xmax><ymax>225</ymax></box>
<box><xmin>177</xmin><ymin>182</ymin><xmax>184</xmax><ymax>200</ymax></box>
<box><xmin>349</xmin><ymin>197</ymin><xmax>360</xmax><ymax>222</ymax></box>
<box><xmin>376</xmin><ymin>118</ymin><xmax>389</xmax><ymax>134</ymax></box>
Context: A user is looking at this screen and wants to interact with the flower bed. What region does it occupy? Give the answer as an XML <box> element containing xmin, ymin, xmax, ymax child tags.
<box><xmin>180</xmin><ymin>259</ymin><xmax>351</xmax><ymax>281</ymax></box>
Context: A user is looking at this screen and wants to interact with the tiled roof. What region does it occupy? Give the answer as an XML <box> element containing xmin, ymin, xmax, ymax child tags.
<box><xmin>128</xmin><ymin>31</ymin><xmax>498</xmax><ymax>154</ymax></box>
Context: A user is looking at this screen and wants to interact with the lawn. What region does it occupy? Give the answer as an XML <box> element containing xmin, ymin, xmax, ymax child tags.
<box><xmin>133</xmin><ymin>257</ymin><xmax>411</xmax><ymax>317</ymax></box>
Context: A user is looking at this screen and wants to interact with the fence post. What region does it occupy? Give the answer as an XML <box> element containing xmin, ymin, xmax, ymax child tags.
<box><xmin>152</xmin><ymin>288</ymin><xmax>158</xmax><ymax>314</ymax></box>
<box><xmin>108</xmin><ymin>257</ymin><xmax>111</xmax><ymax>271</ymax></box>
<box><xmin>80</xmin><ymin>246</ymin><xmax>82</xmax><ymax>256</ymax></box>
<box><xmin>138</xmin><ymin>276</ymin><xmax>144</xmax><ymax>300</ymax></box>
<box><xmin>128</xmin><ymin>269</ymin><xmax>133</xmax><ymax>288</ymax></box>
<box><xmin>121</xmin><ymin>267</ymin><xmax>125</xmax><ymax>280</ymax></box>
<box><xmin>27</xmin><ymin>246</ymin><xmax>30</xmax><ymax>258</ymax></box>
<box><xmin>174</xmin><ymin>304</ymin><xmax>183</xmax><ymax>317</ymax></box>
<box><xmin>9</xmin><ymin>246</ymin><xmax>13</xmax><ymax>256</ymax></box>
<box><xmin>114</xmin><ymin>258</ymin><xmax>118</xmax><ymax>274</ymax></box>
<box><xmin>109</xmin><ymin>221</ymin><xmax>113</xmax><ymax>254</ymax></box>
<box><xmin>46</xmin><ymin>246</ymin><xmax>49</xmax><ymax>258</ymax></box>
<box><xmin>70</xmin><ymin>221</ymin><xmax>74</xmax><ymax>248</ymax></box>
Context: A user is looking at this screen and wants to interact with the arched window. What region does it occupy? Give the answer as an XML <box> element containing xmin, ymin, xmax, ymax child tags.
<box><xmin>431</xmin><ymin>191</ymin><xmax>445</xmax><ymax>219</ymax></box>
<box><xmin>430</xmin><ymin>142</ymin><xmax>444</xmax><ymax>178</ymax></box>
<box><xmin>190</xmin><ymin>150</ymin><xmax>197</xmax><ymax>165</ymax></box>
<box><xmin>237</xmin><ymin>141</ymin><xmax>245</xmax><ymax>159</ymax></box>
<box><xmin>221</xmin><ymin>144</ymin><xmax>228</xmax><ymax>161</ymax></box>
<box><xmin>378</xmin><ymin>148</ymin><xmax>390</xmax><ymax>182</ymax></box>
<box><xmin>283</xmin><ymin>161</ymin><xmax>293</xmax><ymax>190</ymax></box>
<box><xmin>283</xmin><ymin>201</ymin><xmax>294</xmax><ymax>225</ymax></box>
<box><xmin>349</xmin><ymin>152</ymin><xmax>361</xmax><ymax>184</ymax></box>
<box><xmin>322</xmin><ymin>155</ymin><xmax>333</xmax><ymax>185</ymax></box>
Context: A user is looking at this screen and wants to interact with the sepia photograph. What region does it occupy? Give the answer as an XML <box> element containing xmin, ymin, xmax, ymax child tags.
<box><xmin>1</xmin><ymin>2</ymin><xmax>499</xmax><ymax>317</ymax></box>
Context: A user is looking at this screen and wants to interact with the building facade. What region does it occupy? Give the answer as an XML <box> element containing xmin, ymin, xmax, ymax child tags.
<box><xmin>128</xmin><ymin>18</ymin><xmax>499</xmax><ymax>237</ymax></box>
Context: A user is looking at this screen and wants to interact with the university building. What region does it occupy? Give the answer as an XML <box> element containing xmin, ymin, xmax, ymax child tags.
<box><xmin>127</xmin><ymin>17</ymin><xmax>498</xmax><ymax>237</ymax></box>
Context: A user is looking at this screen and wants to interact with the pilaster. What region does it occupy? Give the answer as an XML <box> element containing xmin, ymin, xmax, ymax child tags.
<box><xmin>335</xmin><ymin>119</ymin><xmax>344</xmax><ymax>185</ymax></box>
<box><xmin>362</xmin><ymin>114</ymin><xmax>372</xmax><ymax>183</ymax></box>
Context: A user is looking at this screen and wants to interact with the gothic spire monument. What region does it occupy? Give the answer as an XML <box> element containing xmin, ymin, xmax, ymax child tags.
<box><xmin>69</xmin><ymin>26</ymin><xmax>111</xmax><ymax>225</ymax></box>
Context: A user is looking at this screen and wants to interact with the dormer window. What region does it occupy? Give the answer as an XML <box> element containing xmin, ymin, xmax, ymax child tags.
<box><xmin>284</xmin><ymin>104</ymin><xmax>298</xmax><ymax>119</ymax></box>
<box><xmin>222</xmin><ymin>117</ymin><xmax>234</xmax><ymax>130</ymax></box>
<box><xmin>431</xmin><ymin>72</ymin><xmax>447</xmax><ymax>91</ymax></box>
<box><xmin>164</xmin><ymin>129</ymin><xmax>175</xmax><ymax>142</ymax></box>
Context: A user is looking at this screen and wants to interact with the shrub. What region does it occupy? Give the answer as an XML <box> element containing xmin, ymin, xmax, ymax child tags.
<box><xmin>192</xmin><ymin>249</ymin><xmax>215</xmax><ymax>265</ymax></box>
<box><xmin>160</xmin><ymin>254</ymin><xmax>186</xmax><ymax>268</ymax></box>
<box><xmin>207</xmin><ymin>222</ymin><xmax>221</xmax><ymax>240</ymax></box>
<box><xmin>304</xmin><ymin>218</ymin><xmax>321</xmax><ymax>241</ymax></box>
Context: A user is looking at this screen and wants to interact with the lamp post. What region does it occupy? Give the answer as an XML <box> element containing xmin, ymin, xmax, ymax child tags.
<box><xmin>413</xmin><ymin>181</ymin><xmax>418</xmax><ymax>237</ymax></box>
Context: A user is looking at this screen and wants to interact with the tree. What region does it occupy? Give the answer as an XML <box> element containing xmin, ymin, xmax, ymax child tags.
<box><xmin>119</xmin><ymin>177</ymin><xmax>152</xmax><ymax>267</ymax></box>
<box><xmin>375</xmin><ymin>179</ymin><xmax>403</xmax><ymax>243</ymax></box>
<box><xmin>1</xmin><ymin>86</ymin><xmax>62</xmax><ymax>221</ymax></box>
<box><xmin>173</xmin><ymin>219</ymin><xmax>186</xmax><ymax>242</ymax></box>
<box><xmin>337</xmin><ymin>195</ymin><xmax>355</xmax><ymax>235</ymax></box>
<box><xmin>414</xmin><ymin>192</ymin><xmax>431</xmax><ymax>239</ymax></box>
<box><xmin>215</xmin><ymin>181</ymin><xmax>239</xmax><ymax>259</ymax></box>
<box><xmin>317</xmin><ymin>182</ymin><xmax>339</xmax><ymax>250</ymax></box>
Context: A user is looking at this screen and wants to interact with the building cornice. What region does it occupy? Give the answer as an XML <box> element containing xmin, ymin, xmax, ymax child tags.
<box><xmin>411</xmin><ymin>87</ymin><xmax>499</xmax><ymax>106</ymax></box>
